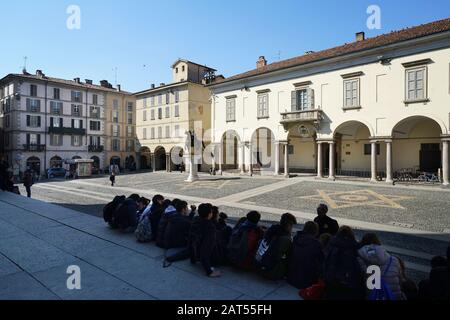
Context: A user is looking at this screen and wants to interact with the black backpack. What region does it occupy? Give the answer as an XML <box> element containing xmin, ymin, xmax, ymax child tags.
<box><xmin>103</xmin><ymin>196</ymin><xmax>126</xmax><ymax>225</ymax></box>
<box><xmin>227</xmin><ymin>224</ymin><xmax>251</xmax><ymax>266</ymax></box>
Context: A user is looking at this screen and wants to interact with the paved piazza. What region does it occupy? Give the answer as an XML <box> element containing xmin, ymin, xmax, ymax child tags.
<box><xmin>23</xmin><ymin>171</ymin><xmax>450</xmax><ymax>277</ymax></box>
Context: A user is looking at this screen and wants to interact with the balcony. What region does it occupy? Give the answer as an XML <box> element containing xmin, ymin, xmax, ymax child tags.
<box><xmin>280</xmin><ymin>109</ymin><xmax>324</xmax><ymax>125</ymax></box>
<box><xmin>48</xmin><ymin>126</ymin><xmax>86</xmax><ymax>136</ymax></box>
<box><xmin>23</xmin><ymin>144</ymin><xmax>46</xmax><ymax>152</ymax></box>
<box><xmin>88</xmin><ymin>145</ymin><xmax>104</xmax><ymax>153</ymax></box>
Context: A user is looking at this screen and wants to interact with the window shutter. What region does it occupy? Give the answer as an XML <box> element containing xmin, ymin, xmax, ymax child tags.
<box><xmin>71</xmin><ymin>119</ymin><xmax>74</xmax><ymax>128</ymax></box>
<box><xmin>60</xmin><ymin>118</ymin><xmax>63</xmax><ymax>127</ymax></box>
<box><xmin>37</xmin><ymin>99</ymin><xmax>41</xmax><ymax>111</ymax></box>
<box><xmin>37</xmin><ymin>116</ymin><xmax>41</xmax><ymax>127</ymax></box>
<box><xmin>27</xmin><ymin>115</ymin><xmax>30</xmax><ymax>126</ymax></box>
<box><xmin>50</xmin><ymin>117</ymin><xmax>54</xmax><ymax>127</ymax></box>
<box><xmin>37</xmin><ymin>134</ymin><xmax>41</xmax><ymax>145</ymax></box>
<box><xmin>291</xmin><ymin>91</ymin><xmax>297</xmax><ymax>111</ymax></box>
<box><xmin>26</xmin><ymin>134</ymin><xmax>30</xmax><ymax>145</ymax></box>
<box><xmin>80</xmin><ymin>120</ymin><xmax>83</xmax><ymax>128</ymax></box>
<box><xmin>26</xmin><ymin>99</ymin><xmax>30</xmax><ymax>111</ymax></box>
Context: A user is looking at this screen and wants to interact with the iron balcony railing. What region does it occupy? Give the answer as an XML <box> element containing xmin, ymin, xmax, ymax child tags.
<box><xmin>280</xmin><ymin>109</ymin><xmax>324</xmax><ymax>123</ymax></box>
<box><xmin>88</xmin><ymin>145</ymin><xmax>104</xmax><ymax>153</ymax></box>
<box><xmin>23</xmin><ymin>144</ymin><xmax>46</xmax><ymax>152</ymax></box>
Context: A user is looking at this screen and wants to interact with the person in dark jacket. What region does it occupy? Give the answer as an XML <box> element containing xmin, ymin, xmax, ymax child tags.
<box><xmin>114</xmin><ymin>194</ymin><xmax>140</xmax><ymax>232</ymax></box>
<box><xmin>418</xmin><ymin>255</ymin><xmax>449</xmax><ymax>300</ymax></box>
<box><xmin>110</xmin><ymin>172</ymin><xmax>116</xmax><ymax>187</ymax></box>
<box><xmin>314</xmin><ymin>204</ymin><xmax>339</xmax><ymax>236</ymax></box>
<box><xmin>288</xmin><ymin>221</ymin><xmax>324</xmax><ymax>289</ymax></box>
<box><xmin>156</xmin><ymin>199</ymin><xmax>181</xmax><ymax>247</ymax></box>
<box><xmin>136</xmin><ymin>197</ymin><xmax>151</xmax><ymax>222</ymax></box>
<box><xmin>23</xmin><ymin>169</ymin><xmax>34</xmax><ymax>198</ymax></box>
<box><xmin>189</xmin><ymin>203</ymin><xmax>222</xmax><ymax>277</ymax></box>
<box><xmin>228</xmin><ymin>211</ymin><xmax>265</xmax><ymax>270</ymax></box>
<box><xmin>323</xmin><ymin>226</ymin><xmax>365</xmax><ymax>300</ymax></box>
<box><xmin>214</xmin><ymin>212</ymin><xmax>232</xmax><ymax>264</ymax></box>
<box><xmin>148</xmin><ymin>195</ymin><xmax>165</xmax><ymax>241</ymax></box>
<box><xmin>163</xmin><ymin>200</ymin><xmax>193</xmax><ymax>266</ymax></box>
<box><xmin>256</xmin><ymin>213</ymin><xmax>297</xmax><ymax>280</ymax></box>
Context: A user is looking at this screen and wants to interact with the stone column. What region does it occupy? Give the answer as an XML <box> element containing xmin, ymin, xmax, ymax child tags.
<box><xmin>248</xmin><ymin>143</ymin><xmax>253</xmax><ymax>177</ymax></box>
<box><xmin>211</xmin><ymin>143</ymin><xmax>216</xmax><ymax>174</ymax></box>
<box><xmin>239</xmin><ymin>142</ymin><xmax>245</xmax><ymax>174</ymax></box>
<box><xmin>317</xmin><ymin>142</ymin><xmax>323</xmax><ymax>178</ymax></box>
<box><xmin>443</xmin><ymin>140</ymin><xmax>449</xmax><ymax>186</ymax></box>
<box><xmin>218</xmin><ymin>143</ymin><xmax>223</xmax><ymax>175</ymax></box>
<box><xmin>328</xmin><ymin>141</ymin><xmax>335</xmax><ymax>180</ymax></box>
<box><xmin>283</xmin><ymin>142</ymin><xmax>289</xmax><ymax>178</ymax></box>
<box><xmin>151</xmin><ymin>153</ymin><xmax>156</xmax><ymax>172</ymax></box>
<box><xmin>370</xmin><ymin>141</ymin><xmax>378</xmax><ymax>182</ymax></box>
<box><xmin>385</xmin><ymin>140</ymin><xmax>393</xmax><ymax>183</ymax></box>
<box><xmin>166</xmin><ymin>154</ymin><xmax>171</xmax><ymax>173</ymax></box>
<box><xmin>273</xmin><ymin>141</ymin><xmax>280</xmax><ymax>176</ymax></box>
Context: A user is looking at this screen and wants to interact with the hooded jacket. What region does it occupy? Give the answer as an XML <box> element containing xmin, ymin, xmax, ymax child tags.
<box><xmin>163</xmin><ymin>212</ymin><xmax>192</xmax><ymax>249</ymax></box>
<box><xmin>156</xmin><ymin>205</ymin><xmax>178</xmax><ymax>247</ymax></box>
<box><xmin>288</xmin><ymin>231</ymin><xmax>324</xmax><ymax>289</ymax></box>
<box><xmin>358</xmin><ymin>244</ymin><xmax>404</xmax><ymax>300</ymax></box>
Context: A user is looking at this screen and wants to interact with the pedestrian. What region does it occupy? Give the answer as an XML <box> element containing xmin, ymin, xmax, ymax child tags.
<box><xmin>110</xmin><ymin>172</ymin><xmax>116</xmax><ymax>187</ymax></box>
<box><xmin>418</xmin><ymin>255</ymin><xmax>449</xmax><ymax>300</ymax></box>
<box><xmin>288</xmin><ymin>221</ymin><xmax>324</xmax><ymax>289</ymax></box>
<box><xmin>23</xmin><ymin>169</ymin><xmax>34</xmax><ymax>198</ymax></box>
<box><xmin>314</xmin><ymin>204</ymin><xmax>339</xmax><ymax>236</ymax></box>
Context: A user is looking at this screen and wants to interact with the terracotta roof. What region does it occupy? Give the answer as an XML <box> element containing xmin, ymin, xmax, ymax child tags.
<box><xmin>211</xmin><ymin>17</ymin><xmax>450</xmax><ymax>86</ymax></box>
<box><xmin>0</xmin><ymin>73</ymin><xmax>133</xmax><ymax>95</ymax></box>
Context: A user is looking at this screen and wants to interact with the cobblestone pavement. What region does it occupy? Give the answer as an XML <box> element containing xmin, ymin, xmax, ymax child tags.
<box><xmin>19</xmin><ymin>171</ymin><xmax>450</xmax><ymax>282</ymax></box>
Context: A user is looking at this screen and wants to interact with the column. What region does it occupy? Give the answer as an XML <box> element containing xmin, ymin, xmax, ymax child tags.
<box><xmin>328</xmin><ymin>141</ymin><xmax>335</xmax><ymax>180</ymax></box>
<box><xmin>211</xmin><ymin>144</ymin><xmax>216</xmax><ymax>174</ymax></box>
<box><xmin>273</xmin><ymin>141</ymin><xmax>280</xmax><ymax>176</ymax></box>
<box><xmin>385</xmin><ymin>140</ymin><xmax>393</xmax><ymax>183</ymax></box>
<box><xmin>317</xmin><ymin>142</ymin><xmax>323</xmax><ymax>178</ymax></box>
<box><xmin>283</xmin><ymin>142</ymin><xmax>289</xmax><ymax>178</ymax></box>
<box><xmin>239</xmin><ymin>142</ymin><xmax>245</xmax><ymax>174</ymax></box>
<box><xmin>218</xmin><ymin>143</ymin><xmax>223</xmax><ymax>175</ymax></box>
<box><xmin>166</xmin><ymin>154</ymin><xmax>171</xmax><ymax>173</ymax></box>
<box><xmin>248</xmin><ymin>143</ymin><xmax>253</xmax><ymax>176</ymax></box>
<box><xmin>151</xmin><ymin>153</ymin><xmax>156</xmax><ymax>172</ymax></box>
<box><xmin>443</xmin><ymin>140</ymin><xmax>449</xmax><ymax>186</ymax></box>
<box><xmin>370</xmin><ymin>141</ymin><xmax>377</xmax><ymax>182</ymax></box>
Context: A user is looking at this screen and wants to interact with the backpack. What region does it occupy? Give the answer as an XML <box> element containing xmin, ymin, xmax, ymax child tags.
<box><xmin>369</xmin><ymin>256</ymin><xmax>395</xmax><ymax>301</ymax></box>
<box><xmin>103</xmin><ymin>196</ymin><xmax>126</xmax><ymax>226</ymax></box>
<box><xmin>227</xmin><ymin>226</ymin><xmax>251</xmax><ymax>266</ymax></box>
<box><xmin>135</xmin><ymin>214</ymin><xmax>153</xmax><ymax>243</ymax></box>
<box><xmin>255</xmin><ymin>239</ymin><xmax>270</xmax><ymax>264</ymax></box>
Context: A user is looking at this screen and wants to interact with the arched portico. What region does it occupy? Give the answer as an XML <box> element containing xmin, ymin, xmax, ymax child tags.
<box><xmin>287</xmin><ymin>124</ymin><xmax>318</xmax><ymax>174</ymax></box>
<box><xmin>217</xmin><ymin>130</ymin><xmax>242</xmax><ymax>174</ymax></box>
<box><xmin>249</xmin><ymin>127</ymin><xmax>276</xmax><ymax>176</ymax></box>
<box><xmin>140</xmin><ymin>147</ymin><xmax>151</xmax><ymax>170</ymax></box>
<box><xmin>154</xmin><ymin>146</ymin><xmax>167</xmax><ymax>171</ymax></box>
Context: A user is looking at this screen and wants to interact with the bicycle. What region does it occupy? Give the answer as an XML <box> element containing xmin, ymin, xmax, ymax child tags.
<box><xmin>417</xmin><ymin>172</ymin><xmax>440</xmax><ymax>183</ymax></box>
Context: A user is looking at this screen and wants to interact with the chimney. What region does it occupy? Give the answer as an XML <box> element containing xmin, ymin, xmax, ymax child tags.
<box><xmin>36</xmin><ymin>70</ymin><xmax>45</xmax><ymax>78</ymax></box>
<box><xmin>85</xmin><ymin>79</ymin><xmax>93</xmax><ymax>85</ymax></box>
<box><xmin>151</xmin><ymin>84</ymin><xmax>155</xmax><ymax>89</ymax></box>
<box><xmin>305</xmin><ymin>51</ymin><xmax>315</xmax><ymax>55</ymax></box>
<box><xmin>160</xmin><ymin>83</ymin><xmax>165</xmax><ymax>87</ymax></box>
<box><xmin>256</xmin><ymin>56</ymin><xmax>267</xmax><ymax>69</ymax></box>
<box><xmin>117</xmin><ymin>84</ymin><xmax>121</xmax><ymax>92</ymax></box>
<box><xmin>73</xmin><ymin>77</ymin><xmax>81</xmax><ymax>83</ymax></box>
<box><xmin>100</xmin><ymin>80</ymin><xmax>109</xmax><ymax>88</ymax></box>
<box><xmin>355</xmin><ymin>32</ymin><xmax>365</xmax><ymax>42</ymax></box>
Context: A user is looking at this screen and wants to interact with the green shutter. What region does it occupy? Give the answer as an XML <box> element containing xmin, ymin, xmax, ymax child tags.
<box><xmin>291</xmin><ymin>91</ymin><xmax>297</xmax><ymax>111</ymax></box>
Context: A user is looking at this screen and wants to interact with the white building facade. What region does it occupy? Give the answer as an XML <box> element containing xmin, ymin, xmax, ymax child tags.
<box><xmin>209</xmin><ymin>18</ymin><xmax>450</xmax><ymax>185</ymax></box>
<box><xmin>0</xmin><ymin>71</ymin><xmax>110</xmax><ymax>175</ymax></box>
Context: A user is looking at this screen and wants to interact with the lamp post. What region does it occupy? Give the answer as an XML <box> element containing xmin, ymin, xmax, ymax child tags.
<box><xmin>185</xmin><ymin>130</ymin><xmax>199</xmax><ymax>182</ymax></box>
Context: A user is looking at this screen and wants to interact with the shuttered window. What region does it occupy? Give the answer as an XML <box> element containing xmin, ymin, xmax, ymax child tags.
<box><xmin>257</xmin><ymin>93</ymin><xmax>269</xmax><ymax>118</ymax></box>
<box><xmin>406</xmin><ymin>67</ymin><xmax>426</xmax><ymax>101</ymax></box>
<box><xmin>226</xmin><ymin>98</ymin><xmax>236</xmax><ymax>122</ymax></box>
<box><xmin>343</xmin><ymin>79</ymin><xmax>360</xmax><ymax>108</ymax></box>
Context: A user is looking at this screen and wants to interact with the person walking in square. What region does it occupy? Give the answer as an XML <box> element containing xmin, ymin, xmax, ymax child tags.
<box><xmin>110</xmin><ymin>172</ymin><xmax>116</xmax><ymax>187</ymax></box>
<box><xmin>23</xmin><ymin>168</ymin><xmax>34</xmax><ymax>198</ymax></box>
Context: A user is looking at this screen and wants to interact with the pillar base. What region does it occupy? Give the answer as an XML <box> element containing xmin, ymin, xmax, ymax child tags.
<box><xmin>328</xmin><ymin>176</ymin><xmax>336</xmax><ymax>181</ymax></box>
<box><xmin>185</xmin><ymin>174</ymin><xmax>199</xmax><ymax>183</ymax></box>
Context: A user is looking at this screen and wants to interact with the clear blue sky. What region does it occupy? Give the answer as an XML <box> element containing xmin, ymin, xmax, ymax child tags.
<box><xmin>0</xmin><ymin>0</ymin><xmax>449</xmax><ymax>92</ymax></box>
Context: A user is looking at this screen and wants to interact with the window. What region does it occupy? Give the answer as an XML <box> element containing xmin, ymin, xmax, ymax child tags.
<box><xmin>72</xmin><ymin>119</ymin><xmax>83</xmax><ymax>129</ymax></box>
<box><xmin>30</xmin><ymin>85</ymin><xmax>37</xmax><ymax>97</ymax></box>
<box><xmin>112</xmin><ymin>139</ymin><xmax>120</xmax><ymax>151</ymax></box>
<box><xmin>53</xmin><ymin>88</ymin><xmax>60</xmax><ymax>100</ymax></box>
<box><xmin>182</xmin><ymin>66</ymin><xmax>185</xmax><ymax>72</ymax></box>
<box><xmin>127</xmin><ymin>102</ymin><xmax>133</xmax><ymax>112</ymax></box>
<box><xmin>50</xmin><ymin>117</ymin><xmax>63</xmax><ymax>128</ymax></box>
<box><xmin>176</xmin><ymin>67</ymin><xmax>179</xmax><ymax>73</ymax></box>
<box><xmin>90</xmin><ymin>136</ymin><xmax>101</xmax><ymax>146</ymax></box>
<box><xmin>127</xmin><ymin>126</ymin><xmax>133</xmax><ymax>137</ymax></box>
<box><xmin>113</xmin><ymin>99</ymin><xmax>119</xmax><ymax>109</ymax></box>
<box><xmin>72</xmin><ymin>135</ymin><xmax>82</xmax><ymax>147</ymax></box>
<box><xmin>157</xmin><ymin>127</ymin><xmax>162</xmax><ymax>139</ymax></box>
<box><xmin>50</xmin><ymin>101</ymin><xmax>62</xmax><ymax>115</ymax></box>
<box><xmin>71</xmin><ymin>91</ymin><xmax>82</xmax><ymax>103</ymax></box>
<box><xmin>127</xmin><ymin>113</ymin><xmax>133</xmax><ymax>124</ymax></box>
<box><xmin>151</xmin><ymin>128</ymin><xmax>155</xmax><ymax>139</ymax></box>
<box><xmin>90</xmin><ymin>106</ymin><xmax>100</xmax><ymax>118</ymax></box>
<box><xmin>166</xmin><ymin>93</ymin><xmax>170</xmax><ymax>104</ymax></box>
<box><xmin>292</xmin><ymin>88</ymin><xmax>314</xmax><ymax>111</ymax></box>
<box><xmin>143</xmin><ymin>110</ymin><xmax>147</xmax><ymax>121</ymax></box>
<box><xmin>143</xmin><ymin>98</ymin><xmax>147</xmax><ymax>108</ymax></box>
<box><xmin>112</xmin><ymin>125</ymin><xmax>119</xmax><ymax>137</ymax></box>
<box><xmin>364</xmin><ymin>144</ymin><xmax>381</xmax><ymax>155</ymax></box>
<box><xmin>257</xmin><ymin>93</ymin><xmax>269</xmax><ymax>118</ymax></box>
<box><xmin>143</xmin><ymin>128</ymin><xmax>147</xmax><ymax>139</ymax></box>
<box><xmin>50</xmin><ymin>134</ymin><xmax>62</xmax><ymax>146</ymax></box>
<box><xmin>158</xmin><ymin>94</ymin><xmax>162</xmax><ymax>105</ymax></box>
<box><xmin>112</xmin><ymin>110</ymin><xmax>119</xmax><ymax>123</ymax></box>
<box><xmin>343</xmin><ymin>79</ymin><xmax>360</xmax><ymax>108</ymax></box>
<box><xmin>174</xmin><ymin>105</ymin><xmax>180</xmax><ymax>117</ymax></box>
<box><xmin>151</xmin><ymin>96</ymin><xmax>155</xmax><ymax>106</ymax></box>
<box><xmin>5</xmin><ymin>115</ymin><xmax>10</xmax><ymax>128</ymax></box>
<box><xmin>27</xmin><ymin>133</ymin><xmax>39</xmax><ymax>145</ymax></box>
<box><xmin>151</xmin><ymin>109</ymin><xmax>155</xmax><ymax>120</ymax></box>
<box><xmin>175</xmin><ymin>91</ymin><xmax>180</xmax><ymax>103</ymax></box>
<box><xmin>165</xmin><ymin>126</ymin><xmax>170</xmax><ymax>138</ymax></box>
<box><xmin>226</xmin><ymin>98</ymin><xmax>236</xmax><ymax>122</ymax></box>
<box><xmin>90</xmin><ymin>121</ymin><xmax>101</xmax><ymax>131</ymax></box>
<box><xmin>27</xmin><ymin>99</ymin><xmax>41</xmax><ymax>112</ymax></box>
<box><xmin>174</xmin><ymin>125</ymin><xmax>180</xmax><ymax>137</ymax></box>
<box><xmin>26</xmin><ymin>115</ymin><xmax>41</xmax><ymax>128</ymax></box>
<box><xmin>165</xmin><ymin>106</ymin><xmax>170</xmax><ymax>118</ymax></box>
<box><xmin>126</xmin><ymin>140</ymin><xmax>134</xmax><ymax>152</ymax></box>
<box><xmin>406</xmin><ymin>67</ymin><xmax>427</xmax><ymax>101</ymax></box>
<box><xmin>93</xmin><ymin>94</ymin><xmax>98</xmax><ymax>105</ymax></box>
<box><xmin>158</xmin><ymin>108</ymin><xmax>162</xmax><ymax>120</ymax></box>
<box><xmin>72</xmin><ymin>104</ymin><xmax>82</xmax><ymax>117</ymax></box>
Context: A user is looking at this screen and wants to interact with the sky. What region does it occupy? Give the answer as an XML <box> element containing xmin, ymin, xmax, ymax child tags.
<box><xmin>0</xmin><ymin>0</ymin><xmax>449</xmax><ymax>92</ymax></box>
